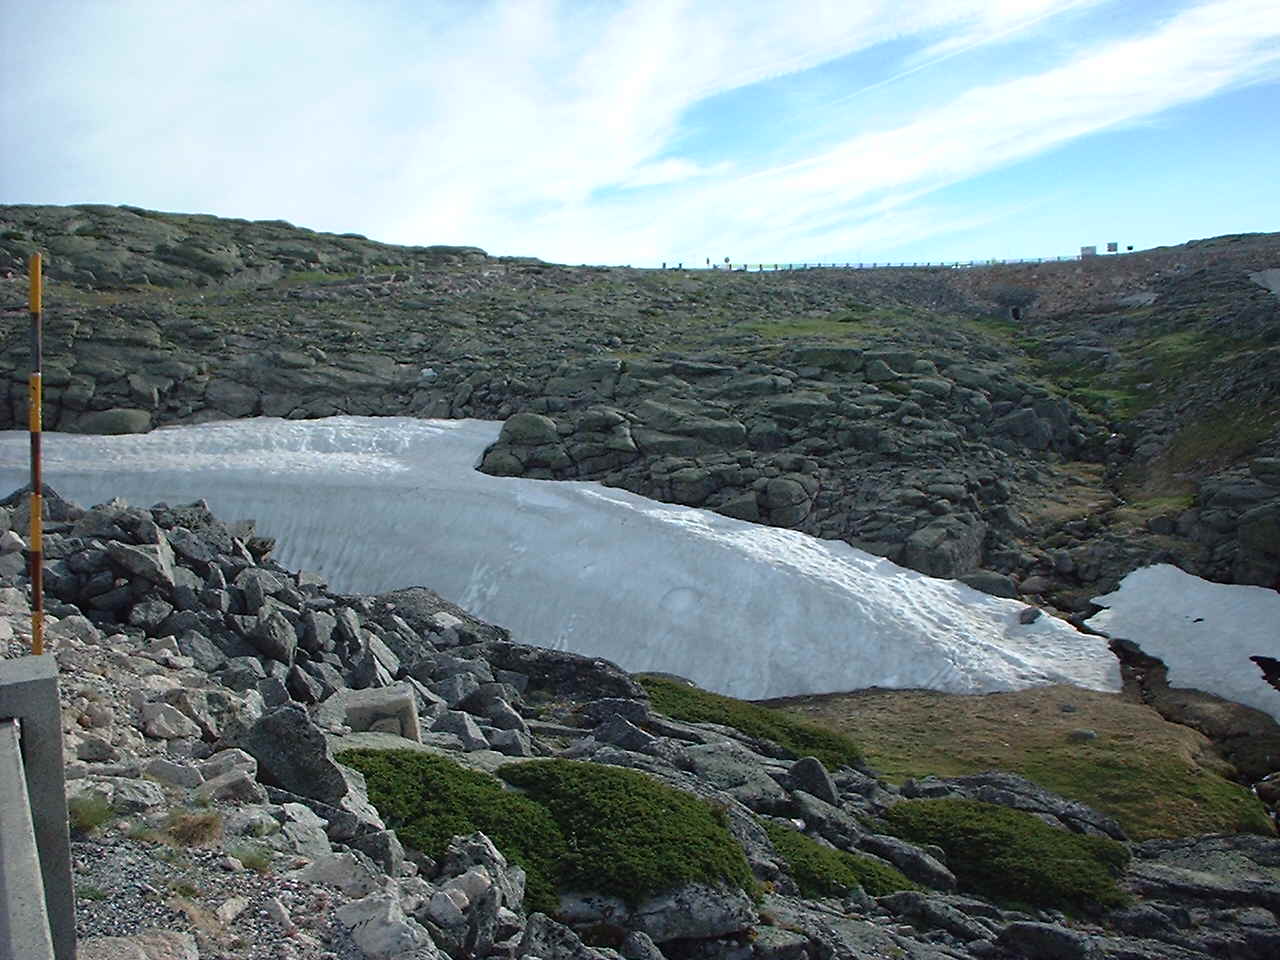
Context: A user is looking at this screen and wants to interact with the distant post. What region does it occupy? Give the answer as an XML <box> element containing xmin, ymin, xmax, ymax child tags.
<box><xmin>28</xmin><ymin>254</ymin><xmax>44</xmax><ymax>656</ymax></box>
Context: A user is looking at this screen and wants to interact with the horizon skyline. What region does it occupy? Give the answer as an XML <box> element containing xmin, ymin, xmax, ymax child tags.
<box><xmin>2</xmin><ymin>1</ymin><xmax>1278</xmax><ymax>267</ymax></box>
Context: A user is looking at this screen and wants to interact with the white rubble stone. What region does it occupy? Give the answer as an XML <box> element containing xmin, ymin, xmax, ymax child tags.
<box><xmin>315</xmin><ymin>682</ymin><xmax>422</xmax><ymax>742</ymax></box>
<box><xmin>143</xmin><ymin>756</ymin><xmax>203</xmax><ymax>788</ymax></box>
<box><xmin>335</xmin><ymin>892</ymin><xmax>438</xmax><ymax>959</ymax></box>
<box><xmin>130</xmin><ymin>929</ymin><xmax>199</xmax><ymax>960</ymax></box>
<box><xmin>0</xmin><ymin>586</ymin><xmax>30</xmax><ymax>615</ymax></box>
<box><xmin>46</xmin><ymin>614</ymin><xmax>101</xmax><ymax>647</ymax></box>
<box><xmin>291</xmin><ymin>851</ymin><xmax>389</xmax><ymax>898</ymax></box>
<box><xmin>194</xmin><ymin>767</ymin><xmax>268</xmax><ymax>804</ymax></box>
<box><xmin>0</xmin><ymin>529</ymin><xmax>23</xmax><ymax>553</ymax></box>
<box><xmin>444</xmin><ymin>867</ymin><xmax>493</xmax><ymax>904</ymax></box>
<box><xmin>216</xmin><ymin>896</ymin><xmax>251</xmax><ymax>924</ymax></box>
<box><xmin>266</xmin><ymin>895</ymin><xmax>296</xmax><ymax>933</ymax></box>
<box><xmin>141</xmin><ymin>702</ymin><xmax>203</xmax><ymax>739</ymax></box>
<box><xmin>197</xmin><ymin>747</ymin><xmax>258</xmax><ymax>780</ymax></box>
<box><xmin>427</xmin><ymin>888</ymin><xmax>469</xmax><ymax>928</ymax></box>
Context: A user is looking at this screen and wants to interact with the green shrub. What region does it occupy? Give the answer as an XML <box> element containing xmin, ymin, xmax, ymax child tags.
<box><xmin>338</xmin><ymin>749</ymin><xmax>567</xmax><ymax>913</ymax></box>
<box><xmin>498</xmin><ymin>759</ymin><xmax>755</xmax><ymax>907</ymax></box>
<box><xmin>67</xmin><ymin>793</ymin><xmax>114</xmax><ymax>835</ymax></box>
<box><xmin>763</xmin><ymin>821</ymin><xmax>919</xmax><ymax>897</ymax></box>
<box><xmin>881</xmin><ymin>798</ymin><xmax>1130</xmax><ymax>912</ymax></box>
<box><xmin>226</xmin><ymin>842</ymin><xmax>272</xmax><ymax>873</ymax></box>
<box><xmin>165</xmin><ymin>810</ymin><xmax>223</xmax><ymax>846</ymax></box>
<box><xmin>638</xmin><ymin>675</ymin><xmax>862</xmax><ymax>770</ymax></box>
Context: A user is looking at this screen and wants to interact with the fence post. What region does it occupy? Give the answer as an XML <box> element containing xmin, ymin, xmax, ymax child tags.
<box><xmin>27</xmin><ymin>253</ymin><xmax>44</xmax><ymax>657</ymax></box>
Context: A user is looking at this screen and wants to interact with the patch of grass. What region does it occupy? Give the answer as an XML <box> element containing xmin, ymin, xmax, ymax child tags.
<box><xmin>339</xmin><ymin>748</ymin><xmax>567</xmax><ymax>913</ymax></box>
<box><xmin>882</xmin><ymin>798</ymin><xmax>1130</xmax><ymax>913</ymax></box>
<box><xmin>738</xmin><ymin>307</ymin><xmax>890</xmax><ymax>340</ymax></box>
<box><xmin>170</xmin><ymin>879</ymin><xmax>202</xmax><ymax>899</ymax></box>
<box><xmin>1156</xmin><ymin>400</ymin><xmax>1279</xmax><ymax>477</ymax></box>
<box><xmin>226</xmin><ymin>842</ymin><xmax>272</xmax><ymax>873</ymax></box>
<box><xmin>67</xmin><ymin>793</ymin><xmax>114</xmax><ymax>835</ymax></box>
<box><xmin>166</xmin><ymin>810</ymin><xmax>223</xmax><ymax>847</ymax></box>
<box><xmin>76</xmin><ymin>884</ymin><xmax>108</xmax><ymax>901</ymax></box>
<box><xmin>638</xmin><ymin>675</ymin><xmax>863</xmax><ymax>770</ymax></box>
<box><xmin>498</xmin><ymin>759</ymin><xmax>755</xmax><ymax>907</ymax></box>
<box><xmin>770</xmin><ymin>686</ymin><xmax>1273</xmax><ymax>840</ymax></box>
<box><xmin>762</xmin><ymin>821</ymin><xmax>919</xmax><ymax>898</ymax></box>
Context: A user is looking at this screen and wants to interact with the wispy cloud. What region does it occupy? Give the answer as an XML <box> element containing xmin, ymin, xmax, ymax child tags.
<box><xmin>2</xmin><ymin>0</ymin><xmax>1278</xmax><ymax>263</ymax></box>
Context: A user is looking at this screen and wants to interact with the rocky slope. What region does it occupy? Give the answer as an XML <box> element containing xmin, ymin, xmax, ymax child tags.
<box><xmin>1</xmin><ymin>489</ymin><xmax>1276</xmax><ymax>960</ymax></box>
<box><xmin>3</xmin><ymin>206</ymin><xmax>1278</xmax><ymax>623</ymax></box>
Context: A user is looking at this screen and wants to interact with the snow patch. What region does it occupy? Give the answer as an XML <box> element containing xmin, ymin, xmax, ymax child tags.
<box><xmin>1</xmin><ymin>416</ymin><xmax>1122</xmax><ymax>700</ymax></box>
<box><xmin>1089</xmin><ymin>564</ymin><xmax>1280</xmax><ymax>722</ymax></box>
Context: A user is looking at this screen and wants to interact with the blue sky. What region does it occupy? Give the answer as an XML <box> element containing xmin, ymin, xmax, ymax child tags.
<box><xmin>2</xmin><ymin>0</ymin><xmax>1278</xmax><ymax>266</ymax></box>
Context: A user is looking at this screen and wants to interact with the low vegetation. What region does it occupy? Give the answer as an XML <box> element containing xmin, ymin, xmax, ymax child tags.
<box><xmin>340</xmin><ymin>749</ymin><xmax>756</xmax><ymax>913</ymax></box>
<box><xmin>768</xmin><ymin>686</ymin><xmax>1273</xmax><ymax>839</ymax></box>
<box><xmin>762</xmin><ymin>821</ymin><xmax>919</xmax><ymax>898</ymax></box>
<box><xmin>339</xmin><ymin>748</ymin><xmax>566</xmax><ymax>913</ymax></box>
<box><xmin>67</xmin><ymin>793</ymin><xmax>114</xmax><ymax>836</ymax></box>
<box><xmin>225</xmin><ymin>842</ymin><xmax>272</xmax><ymax>873</ymax></box>
<box><xmin>498</xmin><ymin>759</ymin><xmax>755</xmax><ymax>907</ymax></box>
<box><xmin>165</xmin><ymin>810</ymin><xmax>223</xmax><ymax>847</ymax></box>
<box><xmin>638</xmin><ymin>675</ymin><xmax>863</xmax><ymax>770</ymax></box>
<box><xmin>881</xmin><ymin>798</ymin><xmax>1130</xmax><ymax>912</ymax></box>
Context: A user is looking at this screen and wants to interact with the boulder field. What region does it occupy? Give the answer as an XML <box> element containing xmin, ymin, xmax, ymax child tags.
<box><xmin>1</xmin><ymin>490</ymin><xmax>1277</xmax><ymax>960</ymax></box>
<box><xmin>2</xmin><ymin>206</ymin><xmax>1278</xmax><ymax>609</ymax></box>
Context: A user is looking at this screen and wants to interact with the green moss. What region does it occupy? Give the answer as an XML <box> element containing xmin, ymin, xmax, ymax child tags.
<box><xmin>882</xmin><ymin>798</ymin><xmax>1129</xmax><ymax>912</ymax></box>
<box><xmin>338</xmin><ymin>749</ymin><xmax>566</xmax><ymax>913</ymax></box>
<box><xmin>763</xmin><ymin>821</ymin><xmax>919</xmax><ymax>898</ymax></box>
<box><xmin>638</xmin><ymin>675</ymin><xmax>863</xmax><ymax>770</ymax></box>
<box><xmin>498</xmin><ymin>759</ymin><xmax>755</xmax><ymax>907</ymax></box>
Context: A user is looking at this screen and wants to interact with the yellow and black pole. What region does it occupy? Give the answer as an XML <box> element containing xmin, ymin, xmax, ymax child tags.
<box><xmin>28</xmin><ymin>253</ymin><xmax>44</xmax><ymax>656</ymax></box>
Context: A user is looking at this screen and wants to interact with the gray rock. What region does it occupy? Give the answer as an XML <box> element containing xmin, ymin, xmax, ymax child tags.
<box><xmin>285</xmin><ymin>664</ymin><xmax>324</xmax><ymax>703</ymax></box>
<box><xmin>631</xmin><ymin>883</ymin><xmax>757</xmax><ymax>943</ymax></box>
<box><xmin>997</xmin><ymin>921</ymin><xmax>1099</xmax><ymax>960</ymax></box>
<box><xmin>432</xmin><ymin>710</ymin><xmax>490</xmax><ymax>751</ymax></box>
<box><xmin>677</xmin><ymin>741</ymin><xmax>790</xmax><ymax>813</ymax></box>
<box><xmin>107</xmin><ymin>537</ymin><xmax>176</xmax><ymax>588</ymax></box>
<box><xmin>878</xmin><ymin>891</ymin><xmax>993</xmax><ymax>941</ymax></box>
<box><xmin>857</xmin><ymin>834</ymin><xmax>956</xmax><ymax>891</ymax></box>
<box><xmin>251</xmin><ymin>610</ymin><xmax>298</xmax><ymax>663</ymax></box>
<box><xmin>73</xmin><ymin>407</ymin><xmax>153</xmax><ymax>435</ymax></box>
<box><xmin>789</xmin><ymin>756</ymin><xmax>839</xmax><ymax>805</ymax></box>
<box><xmin>301</xmin><ymin>609</ymin><xmax>337</xmax><ymax>654</ymax></box>
<box><xmin>582</xmin><ymin>697</ymin><xmax>652</xmax><ymax>726</ymax></box>
<box><xmin>348</xmin><ymin>829</ymin><xmax>405</xmax><ymax>877</ymax></box>
<box><xmin>958</xmin><ymin>570</ymin><xmax>1020</xmax><ymax>599</ymax></box>
<box><xmin>335</xmin><ymin>893</ymin><xmax>438</xmax><ymax>959</ymax></box>
<box><xmin>193</xmin><ymin>767</ymin><xmax>268</xmax><ymax>804</ymax></box>
<box><xmin>438</xmin><ymin>832</ymin><xmax>526</xmax><ymax>913</ymax></box>
<box><xmin>594</xmin><ymin>716</ymin><xmax>659</xmax><ymax>753</ymax></box>
<box><xmin>518</xmin><ymin>913</ymin><xmax>621</xmax><ymax>960</ymax></box>
<box><xmin>233</xmin><ymin>704</ymin><xmax>384</xmax><ymax>830</ymax></box>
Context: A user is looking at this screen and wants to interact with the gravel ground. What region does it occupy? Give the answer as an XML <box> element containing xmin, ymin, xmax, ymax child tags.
<box><xmin>72</xmin><ymin>830</ymin><xmax>366</xmax><ymax>960</ymax></box>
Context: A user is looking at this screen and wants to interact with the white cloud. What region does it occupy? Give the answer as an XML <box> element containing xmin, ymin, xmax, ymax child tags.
<box><xmin>2</xmin><ymin>0</ymin><xmax>1278</xmax><ymax>263</ymax></box>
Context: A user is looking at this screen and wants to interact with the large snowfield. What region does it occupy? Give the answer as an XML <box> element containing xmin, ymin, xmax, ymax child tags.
<box><xmin>0</xmin><ymin>416</ymin><xmax>1271</xmax><ymax>715</ymax></box>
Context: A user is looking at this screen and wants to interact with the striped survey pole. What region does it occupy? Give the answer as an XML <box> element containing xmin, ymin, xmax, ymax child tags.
<box><xmin>28</xmin><ymin>253</ymin><xmax>44</xmax><ymax>655</ymax></box>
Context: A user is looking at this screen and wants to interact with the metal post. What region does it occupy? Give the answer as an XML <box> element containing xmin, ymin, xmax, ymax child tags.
<box><xmin>28</xmin><ymin>253</ymin><xmax>44</xmax><ymax>656</ymax></box>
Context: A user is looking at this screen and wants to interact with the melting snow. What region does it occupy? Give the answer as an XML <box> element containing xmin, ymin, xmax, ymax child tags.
<box><xmin>5</xmin><ymin>416</ymin><xmax>1125</xmax><ymax>700</ymax></box>
<box><xmin>1088</xmin><ymin>564</ymin><xmax>1280</xmax><ymax>721</ymax></box>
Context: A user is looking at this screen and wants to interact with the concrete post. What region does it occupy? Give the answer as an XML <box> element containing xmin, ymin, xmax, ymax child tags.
<box><xmin>0</xmin><ymin>719</ymin><xmax>56</xmax><ymax>960</ymax></box>
<box><xmin>0</xmin><ymin>656</ymin><xmax>75</xmax><ymax>960</ymax></box>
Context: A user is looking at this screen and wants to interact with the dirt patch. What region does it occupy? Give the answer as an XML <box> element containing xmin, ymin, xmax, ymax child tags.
<box><xmin>761</xmin><ymin>684</ymin><xmax>1273</xmax><ymax>840</ymax></box>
